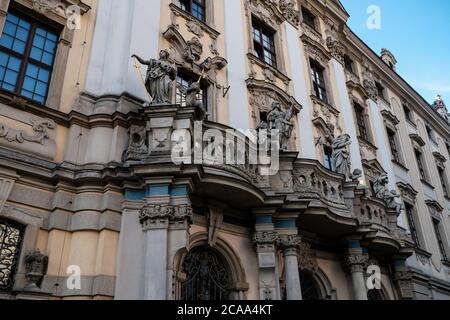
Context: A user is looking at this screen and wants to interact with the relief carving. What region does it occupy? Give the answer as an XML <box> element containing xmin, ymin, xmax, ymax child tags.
<box><xmin>0</xmin><ymin>118</ymin><xmax>56</xmax><ymax>145</ymax></box>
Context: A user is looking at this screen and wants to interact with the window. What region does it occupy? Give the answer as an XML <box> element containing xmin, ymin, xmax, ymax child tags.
<box><xmin>432</xmin><ymin>218</ymin><xmax>448</xmax><ymax>261</ymax></box>
<box><xmin>252</xmin><ymin>18</ymin><xmax>277</xmax><ymax>68</ymax></box>
<box><xmin>387</xmin><ymin>128</ymin><xmax>400</xmax><ymax>163</ymax></box>
<box><xmin>179</xmin><ymin>0</ymin><xmax>206</xmax><ymax>22</ymax></box>
<box><xmin>426</xmin><ymin>124</ymin><xmax>437</xmax><ymax>144</ymax></box>
<box><xmin>0</xmin><ymin>10</ymin><xmax>59</xmax><ymax>104</ymax></box>
<box><xmin>405</xmin><ymin>203</ymin><xmax>421</xmax><ymax>248</ymax></box>
<box><xmin>403</xmin><ymin>105</ymin><xmax>413</xmax><ymax>123</ymax></box>
<box><xmin>376</xmin><ymin>82</ymin><xmax>385</xmax><ymax>100</ymax></box>
<box><xmin>0</xmin><ymin>218</ymin><xmax>24</xmax><ymax>291</ymax></box>
<box><xmin>344</xmin><ymin>55</ymin><xmax>354</xmax><ymax>74</ymax></box>
<box><xmin>310</xmin><ymin>59</ymin><xmax>328</xmax><ymax>103</ymax></box>
<box><xmin>354</xmin><ymin>103</ymin><xmax>369</xmax><ymax>141</ymax></box>
<box><xmin>302</xmin><ymin>8</ymin><xmax>317</xmax><ymax>31</ymax></box>
<box><xmin>438</xmin><ymin>167</ymin><xmax>449</xmax><ymax>196</ymax></box>
<box><xmin>415</xmin><ymin>149</ymin><xmax>427</xmax><ymax>181</ymax></box>
<box><xmin>176</xmin><ymin>72</ymin><xmax>208</xmax><ymax>110</ymax></box>
<box><xmin>180</xmin><ymin>246</ymin><xmax>231</xmax><ymax>300</ymax></box>
<box><xmin>323</xmin><ymin>146</ymin><xmax>333</xmax><ymax>171</ymax></box>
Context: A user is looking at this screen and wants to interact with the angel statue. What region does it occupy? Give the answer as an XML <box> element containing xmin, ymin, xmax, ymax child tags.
<box><xmin>132</xmin><ymin>50</ymin><xmax>177</xmax><ymax>105</ymax></box>
<box><xmin>266</xmin><ymin>101</ymin><xmax>295</xmax><ymax>151</ymax></box>
<box><xmin>331</xmin><ymin>134</ymin><xmax>352</xmax><ymax>178</ymax></box>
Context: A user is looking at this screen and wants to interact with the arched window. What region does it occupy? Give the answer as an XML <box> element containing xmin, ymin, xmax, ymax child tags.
<box><xmin>180</xmin><ymin>246</ymin><xmax>231</xmax><ymax>300</ymax></box>
<box><xmin>0</xmin><ymin>218</ymin><xmax>24</xmax><ymax>291</ymax></box>
<box><xmin>299</xmin><ymin>271</ymin><xmax>321</xmax><ymax>300</ymax></box>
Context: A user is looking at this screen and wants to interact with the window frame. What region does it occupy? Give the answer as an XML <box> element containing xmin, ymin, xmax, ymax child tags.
<box><xmin>354</xmin><ymin>102</ymin><xmax>369</xmax><ymax>141</ymax></box>
<box><xmin>344</xmin><ymin>54</ymin><xmax>355</xmax><ymax>74</ymax></box>
<box><xmin>179</xmin><ymin>0</ymin><xmax>207</xmax><ymax>22</ymax></box>
<box><xmin>386</xmin><ymin>127</ymin><xmax>401</xmax><ymax>163</ymax></box>
<box><xmin>415</xmin><ymin>149</ymin><xmax>427</xmax><ymax>181</ymax></box>
<box><xmin>432</xmin><ymin>218</ymin><xmax>449</xmax><ymax>262</ymax></box>
<box><xmin>404</xmin><ymin>203</ymin><xmax>421</xmax><ymax>248</ymax></box>
<box><xmin>310</xmin><ymin>59</ymin><xmax>328</xmax><ymax>104</ymax></box>
<box><xmin>437</xmin><ymin>166</ymin><xmax>449</xmax><ymax>197</ymax></box>
<box><xmin>0</xmin><ymin>8</ymin><xmax>60</xmax><ymax>105</ymax></box>
<box><xmin>323</xmin><ymin>145</ymin><xmax>333</xmax><ymax>171</ymax></box>
<box><xmin>251</xmin><ymin>17</ymin><xmax>277</xmax><ymax>68</ymax></box>
<box><xmin>301</xmin><ymin>7</ymin><xmax>317</xmax><ymax>31</ymax></box>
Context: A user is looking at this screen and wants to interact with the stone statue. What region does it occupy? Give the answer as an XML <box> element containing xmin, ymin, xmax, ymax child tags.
<box><xmin>266</xmin><ymin>101</ymin><xmax>295</xmax><ymax>150</ymax></box>
<box><xmin>384</xmin><ymin>189</ymin><xmax>404</xmax><ymax>216</ymax></box>
<box><xmin>24</xmin><ymin>249</ymin><xmax>48</xmax><ymax>291</ymax></box>
<box><xmin>373</xmin><ymin>173</ymin><xmax>389</xmax><ymax>199</ymax></box>
<box><xmin>331</xmin><ymin>134</ymin><xmax>352</xmax><ymax>178</ymax></box>
<box><xmin>184</xmin><ymin>37</ymin><xmax>203</xmax><ymax>63</ymax></box>
<box><xmin>185</xmin><ymin>81</ymin><xmax>206</xmax><ymax>120</ymax></box>
<box><xmin>132</xmin><ymin>50</ymin><xmax>176</xmax><ymax>105</ymax></box>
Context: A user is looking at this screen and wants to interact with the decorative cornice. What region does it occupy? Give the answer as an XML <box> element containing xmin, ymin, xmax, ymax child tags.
<box><xmin>381</xmin><ymin>109</ymin><xmax>400</xmax><ymax>127</ymax></box>
<box><xmin>396</xmin><ymin>182</ymin><xmax>418</xmax><ymax>203</ymax></box>
<box><xmin>409</xmin><ymin>134</ymin><xmax>426</xmax><ymax>148</ymax></box>
<box><xmin>425</xmin><ymin>200</ymin><xmax>444</xmax><ymax>213</ymax></box>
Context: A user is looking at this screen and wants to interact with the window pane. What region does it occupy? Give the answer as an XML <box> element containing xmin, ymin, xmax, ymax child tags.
<box><xmin>20</xmin><ymin>63</ymin><xmax>51</xmax><ymax>103</ymax></box>
<box><xmin>30</xmin><ymin>29</ymin><xmax>58</xmax><ymax>66</ymax></box>
<box><xmin>30</xmin><ymin>47</ymin><xmax>43</xmax><ymax>61</ymax></box>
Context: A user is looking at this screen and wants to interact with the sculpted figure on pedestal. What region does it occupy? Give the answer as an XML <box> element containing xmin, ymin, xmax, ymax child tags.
<box><xmin>331</xmin><ymin>134</ymin><xmax>352</xmax><ymax>178</ymax></box>
<box><xmin>132</xmin><ymin>50</ymin><xmax>177</xmax><ymax>105</ymax></box>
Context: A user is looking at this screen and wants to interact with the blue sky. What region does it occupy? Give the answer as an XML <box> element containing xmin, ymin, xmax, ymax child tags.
<box><xmin>340</xmin><ymin>0</ymin><xmax>450</xmax><ymax>106</ymax></box>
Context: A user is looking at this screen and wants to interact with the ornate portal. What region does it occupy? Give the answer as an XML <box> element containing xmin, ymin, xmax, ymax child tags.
<box><xmin>180</xmin><ymin>247</ymin><xmax>230</xmax><ymax>300</ymax></box>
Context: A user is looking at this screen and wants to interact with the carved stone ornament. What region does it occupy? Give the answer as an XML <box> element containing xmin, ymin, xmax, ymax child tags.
<box><xmin>206</xmin><ymin>208</ymin><xmax>224</xmax><ymax>247</ymax></box>
<box><xmin>186</xmin><ymin>20</ymin><xmax>204</xmax><ymax>38</ymax></box>
<box><xmin>298</xmin><ymin>241</ymin><xmax>318</xmax><ymax>272</ymax></box>
<box><xmin>24</xmin><ymin>249</ymin><xmax>48</xmax><ymax>291</ymax></box>
<box><xmin>253</xmin><ymin>231</ymin><xmax>279</xmax><ymax>246</ymax></box>
<box><xmin>184</xmin><ymin>37</ymin><xmax>203</xmax><ymax>63</ymax></box>
<box><xmin>125</xmin><ymin>125</ymin><xmax>148</xmax><ymax>161</ymax></box>
<box><xmin>326</xmin><ymin>36</ymin><xmax>345</xmax><ymax>64</ymax></box>
<box><xmin>0</xmin><ymin>118</ymin><xmax>56</xmax><ymax>145</ymax></box>
<box><xmin>345</xmin><ymin>253</ymin><xmax>369</xmax><ymax>273</ymax></box>
<box><xmin>277</xmin><ymin>234</ymin><xmax>301</xmax><ymax>248</ymax></box>
<box><xmin>278</xmin><ymin>0</ymin><xmax>300</xmax><ymax>26</ymax></box>
<box><xmin>362</xmin><ymin>70</ymin><xmax>378</xmax><ymax>101</ymax></box>
<box><xmin>139</xmin><ymin>204</ymin><xmax>193</xmax><ymax>230</ymax></box>
<box><xmin>30</xmin><ymin>0</ymin><xmax>90</xmax><ymax>17</ymax></box>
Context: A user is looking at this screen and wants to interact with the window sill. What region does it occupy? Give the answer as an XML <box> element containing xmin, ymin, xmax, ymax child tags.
<box><xmin>392</xmin><ymin>160</ymin><xmax>409</xmax><ymax>172</ymax></box>
<box><xmin>0</xmin><ymin>90</ymin><xmax>67</xmax><ymax>125</ymax></box>
<box><xmin>309</xmin><ymin>94</ymin><xmax>340</xmax><ymax>116</ymax></box>
<box><xmin>247</xmin><ymin>52</ymin><xmax>291</xmax><ymax>83</ymax></box>
<box><xmin>169</xmin><ymin>3</ymin><xmax>220</xmax><ymax>39</ymax></box>
<box><xmin>421</xmin><ymin>179</ymin><xmax>435</xmax><ymax>190</ymax></box>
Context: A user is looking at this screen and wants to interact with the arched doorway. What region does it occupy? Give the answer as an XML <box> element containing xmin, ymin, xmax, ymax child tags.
<box><xmin>299</xmin><ymin>271</ymin><xmax>321</xmax><ymax>300</ymax></box>
<box><xmin>180</xmin><ymin>246</ymin><xmax>231</xmax><ymax>300</ymax></box>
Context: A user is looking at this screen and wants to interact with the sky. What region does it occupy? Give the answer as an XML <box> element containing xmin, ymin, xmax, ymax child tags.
<box><xmin>340</xmin><ymin>0</ymin><xmax>450</xmax><ymax>106</ymax></box>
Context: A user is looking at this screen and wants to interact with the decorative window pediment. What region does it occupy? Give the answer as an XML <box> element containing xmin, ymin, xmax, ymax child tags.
<box><xmin>409</xmin><ymin>133</ymin><xmax>426</xmax><ymax>148</ymax></box>
<box><xmin>247</xmin><ymin>0</ymin><xmax>300</xmax><ymax>27</ymax></box>
<box><xmin>433</xmin><ymin>151</ymin><xmax>447</xmax><ymax>168</ymax></box>
<box><xmin>397</xmin><ymin>182</ymin><xmax>418</xmax><ymax>203</ymax></box>
<box><xmin>26</xmin><ymin>0</ymin><xmax>90</xmax><ymax>20</ymax></box>
<box><xmin>381</xmin><ymin>109</ymin><xmax>400</xmax><ymax>130</ymax></box>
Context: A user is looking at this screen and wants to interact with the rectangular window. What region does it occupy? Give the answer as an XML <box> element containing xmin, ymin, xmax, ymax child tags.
<box><xmin>354</xmin><ymin>103</ymin><xmax>369</xmax><ymax>141</ymax></box>
<box><xmin>403</xmin><ymin>105</ymin><xmax>413</xmax><ymax>123</ymax></box>
<box><xmin>376</xmin><ymin>82</ymin><xmax>385</xmax><ymax>100</ymax></box>
<box><xmin>415</xmin><ymin>149</ymin><xmax>427</xmax><ymax>181</ymax></box>
<box><xmin>426</xmin><ymin>124</ymin><xmax>437</xmax><ymax>144</ymax></box>
<box><xmin>252</xmin><ymin>18</ymin><xmax>277</xmax><ymax>68</ymax></box>
<box><xmin>0</xmin><ymin>10</ymin><xmax>58</xmax><ymax>104</ymax></box>
<box><xmin>180</xmin><ymin>0</ymin><xmax>206</xmax><ymax>22</ymax></box>
<box><xmin>176</xmin><ymin>72</ymin><xmax>207</xmax><ymax>111</ymax></box>
<box><xmin>323</xmin><ymin>146</ymin><xmax>333</xmax><ymax>171</ymax></box>
<box><xmin>344</xmin><ymin>55</ymin><xmax>354</xmax><ymax>74</ymax></box>
<box><xmin>438</xmin><ymin>167</ymin><xmax>449</xmax><ymax>196</ymax></box>
<box><xmin>302</xmin><ymin>8</ymin><xmax>317</xmax><ymax>31</ymax></box>
<box><xmin>405</xmin><ymin>203</ymin><xmax>421</xmax><ymax>248</ymax></box>
<box><xmin>387</xmin><ymin>128</ymin><xmax>400</xmax><ymax>163</ymax></box>
<box><xmin>433</xmin><ymin>219</ymin><xmax>448</xmax><ymax>261</ymax></box>
<box><xmin>310</xmin><ymin>59</ymin><xmax>328</xmax><ymax>104</ymax></box>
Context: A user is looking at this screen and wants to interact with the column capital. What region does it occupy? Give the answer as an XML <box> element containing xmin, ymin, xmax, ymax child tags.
<box><xmin>277</xmin><ymin>235</ymin><xmax>302</xmax><ymax>256</ymax></box>
<box><xmin>139</xmin><ymin>204</ymin><xmax>193</xmax><ymax>231</ymax></box>
<box><xmin>345</xmin><ymin>252</ymin><xmax>369</xmax><ymax>273</ymax></box>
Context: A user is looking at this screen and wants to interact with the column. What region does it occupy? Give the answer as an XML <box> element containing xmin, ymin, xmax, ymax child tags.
<box><xmin>329</xmin><ymin>58</ymin><xmax>365</xmax><ymax>180</ymax></box>
<box><xmin>279</xmin><ymin>235</ymin><xmax>302</xmax><ymax>300</ymax></box>
<box><xmin>345</xmin><ymin>239</ymin><xmax>368</xmax><ymax>300</ymax></box>
<box><xmin>284</xmin><ymin>22</ymin><xmax>315</xmax><ymax>159</ymax></box>
<box><xmin>253</xmin><ymin>213</ymin><xmax>280</xmax><ymax>300</ymax></box>
<box><xmin>85</xmin><ymin>0</ymin><xmax>162</xmax><ymax>100</ymax></box>
<box><xmin>224</xmin><ymin>0</ymin><xmax>250</xmax><ymax>130</ymax></box>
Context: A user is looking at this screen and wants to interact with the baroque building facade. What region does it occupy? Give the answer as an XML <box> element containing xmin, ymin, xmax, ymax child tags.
<box><xmin>0</xmin><ymin>0</ymin><xmax>449</xmax><ymax>300</ymax></box>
